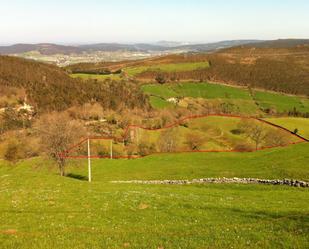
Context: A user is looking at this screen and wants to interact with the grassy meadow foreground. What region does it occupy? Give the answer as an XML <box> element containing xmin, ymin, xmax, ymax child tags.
<box><xmin>1</xmin><ymin>143</ymin><xmax>309</xmax><ymax>249</ymax></box>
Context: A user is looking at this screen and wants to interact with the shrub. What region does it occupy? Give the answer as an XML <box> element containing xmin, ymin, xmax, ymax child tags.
<box><xmin>4</xmin><ymin>141</ymin><xmax>19</xmax><ymax>162</ymax></box>
<box><xmin>264</xmin><ymin>130</ymin><xmax>289</xmax><ymax>147</ymax></box>
<box><xmin>158</xmin><ymin>129</ymin><xmax>179</xmax><ymax>152</ymax></box>
<box><xmin>230</xmin><ymin>129</ymin><xmax>244</xmax><ymax>135</ymax></box>
<box><xmin>155</xmin><ymin>73</ymin><xmax>166</xmax><ymax>84</ymax></box>
<box><xmin>1</xmin><ymin>108</ymin><xmax>25</xmax><ymax>132</ymax></box>
<box><xmin>233</xmin><ymin>143</ymin><xmax>254</xmax><ymax>152</ymax></box>
<box><xmin>126</xmin><ymin>144</ymin><xmax>137</xmax><ymax>157</ymax></box>
<box><xmin>138</xmin><ymin>142</ymin><xmax>156</xmax><ymax>156</ymax></box>
<box><xmin>237</xmin><ymin>120</ymin><xmax>267</xmax><ymax>150</ymax></box>
<box><xmin>185</xmin><ymin>133</ymin><xmax>205</xmax><ymax>150</ymax></box>
<box><xmin>35</xmin><ymin>112</ymin><xmax>86</xmax><ymax>176</ymax></box>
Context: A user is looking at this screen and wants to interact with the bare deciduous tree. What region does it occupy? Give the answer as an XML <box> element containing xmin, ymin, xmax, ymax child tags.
<box><xmin>159</xmin><ymin>129</ymin><xmax>179</xmax><ymax>152</ymax></box>
<box><xmin>185</xmin><ymin>133</ymin><xmax>204</xmax><ymax>150</ymax></box>
<box><xmin>35</xmin><ymin>112</ymin><xmax>85</xmax><ymax>176</ymax></box>
<box><xmin>238</xmin><ymin>120</ymin><xmax>266</xmax><ymax>150</ymax></box>
<box><xmin>264</xmin><ymin>130</ymin><xmax>288</xmax><ymax>147</ymax></box>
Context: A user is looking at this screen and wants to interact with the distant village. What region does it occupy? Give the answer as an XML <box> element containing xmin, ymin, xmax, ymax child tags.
<box><xmin>14</xmin><ymin>50</ymin><xmax>183</xmax><ymax>66</ymax></box>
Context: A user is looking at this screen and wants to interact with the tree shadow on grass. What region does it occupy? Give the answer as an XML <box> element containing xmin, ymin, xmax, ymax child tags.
<box><xmin>205</xmin><ymin>205</ymin><xmax>309</xmax><ymax>226</ymax></box>
<box><xmin>228</xmin><ymin>207</ymin><xmax>309</xmax><ymax>223</ymax></box>
<box><xmin>66</xmin><ymin>173</ymin><xmax>88</xmax><ymax>181</ymax></box>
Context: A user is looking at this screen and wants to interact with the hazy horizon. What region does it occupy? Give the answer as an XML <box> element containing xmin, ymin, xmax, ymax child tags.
<box><xmin>3</xmin><ymin>38</ymin><xmax>309</xmax><ymax>47</ymax></box>
<box><xmin>0</xmin><ymin>0</ymin><xmax>309</xmax><ymax>45</ymax></box>
<box><xmin>0</xmin><ymin>39</ymin><xmax>263</xmax><ymax>46</ymax></box>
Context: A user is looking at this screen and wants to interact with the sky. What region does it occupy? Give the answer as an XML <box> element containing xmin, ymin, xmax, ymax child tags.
<box><xmin>0</xmin><ymin>0</ymin><xmax>308</xmax><ymax>45</ymax></box>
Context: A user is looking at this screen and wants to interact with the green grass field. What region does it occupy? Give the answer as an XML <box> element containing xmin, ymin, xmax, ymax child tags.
<box><xmin>173</xmin><ymin>83</ymin><xmax>252</xmax><ymax>100</ymax></box>
<box><xmin>149</xmin><ymin>96</ymin><xmax>175</xmax><ymax>109</ymax></box>
<box><xmin>125</xmin><ymin>62</ymin><xmax>210</xmax><ymax>76</ymax></box>
<box><xmin>141</xmin><ymin>82</ymin><xmax>309</xmax><ymax>115</ymax></box>
<box><xmin>69</xmin><ymin>142</ymin><xmax>309</xmax><ymax>181</ymax></box>
<box><xmin>141</xmin><ymin>84</ymin><xmax>178</xmax><ymax>99</ymax></box>
<box><xmin>142</xmin><ymin>82</ymin><xmax>252</xmax><ymax>100</ymax></box>
<box><xmin>265</xmin><ymin>117</ymin><xmax>309</xmax><ymax>140</ymax></box>
<box><xmin>1</xmin><ymin>143</ymin><xmax>308</xmax><ymax>248</ymax></box>
<box><xmin>254</xmin><ymin>91</ymin><xmax>309</xmax><ymax>113</ymax></box>
<box><xmin>141</xmin><ymin>82</ymin><xmax>259</xmax><ymax>113</ymax></box>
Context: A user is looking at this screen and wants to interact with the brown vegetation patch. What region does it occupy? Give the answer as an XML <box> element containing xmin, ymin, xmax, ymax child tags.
<box><xmin>1</xmin><ymin>229</ymin><xmax>17</xmax><ymax>235</ymax></box>
<box><xmin>240</xmin><ymin>57</ymin><xmax>257</xmax><ymax>65</ymax></box>
<box><xmin>138</xmin><ymin>203</ymin><xmax>150</xmax><ymax>210</ymax></box>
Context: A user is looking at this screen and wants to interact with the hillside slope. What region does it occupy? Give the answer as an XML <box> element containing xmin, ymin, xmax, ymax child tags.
<box><xmin>66</xmin><ymin>40</ymin><xmax>309</xmax><ymax>96</ymax></box>
<box><xmin>240</xmin><ymin>39</ymin><xmax>309</xmax><ymax>48</ymax></box>
<box><xmin>0</xmin><ymin>43</ymin><xmax>82</xmax><ymax>55</ymax></box>
<box><xmin>0</xmin><ymin>143</ymin><xmax>308</xmax><ymax>248</ymax></box>
<box><xmin>0</xmin><ymin>56</ymin><xmax>148</xmax><ymax>111</ymax></box>
<box><xmin>0</xmin><ymin>56</ymin><xmax>83</xmax><ymax>110</ymax></box>
<box><xmin>206</xmin><ymin>40</ymin><xmax>309</xmax><ymax>95</ymax></box>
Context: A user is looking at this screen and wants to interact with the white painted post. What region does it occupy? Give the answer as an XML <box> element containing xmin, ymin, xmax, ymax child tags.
<box><xmin>87</xmin><ymin>138</ymin><xmax>92</xmax><ymax>182</ymax></box>
<box><xmin>110</xmin><ymin>140</ymin><xmax>113</xmax><ymax>159</ymax></box>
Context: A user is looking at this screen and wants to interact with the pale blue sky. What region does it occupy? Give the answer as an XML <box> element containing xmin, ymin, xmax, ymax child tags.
<box><xmin>0</xmin><ymin>0</ymin><xmax>308</xmax><ymax>44</ymax></box>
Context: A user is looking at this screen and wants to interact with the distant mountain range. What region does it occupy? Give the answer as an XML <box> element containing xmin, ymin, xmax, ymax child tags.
<box><xmin>0</xmin><ymin>43</ymin><xmax>81</xmax><ymax>55</ymax></box>
<box><xmin>0</xmin><ymin>40</ymin><xmax>262</xmax><ymax>55</ymax></box>
<box><xmin>240</xmin><ymin>39</ymin><xmax>309</xmax><ymax>48</ymax></box>
<box><xmin>1</xmin><ymin>39</ymin><xmax>308</xmax><ymax>57</ymax></box>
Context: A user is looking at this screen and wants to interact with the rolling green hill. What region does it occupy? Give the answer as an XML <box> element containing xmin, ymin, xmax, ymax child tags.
<box><xmin>129</xmin><ymin>116</ymin><xmax>301</xmax><ymax>152</ymax></box>
<box><xmin>68</xmin><ymin>142</ymin><xmax>309</xmax><ymax>181</ymax></box>
<box><xmin>64</xmin><ymin>115</ymin><xmax>304</xmax><ymax>159</ymax></box>
<box><xmin>0</xmin><ymin>143</ymin><xmax>308</xmax><ymax>249</ymax></box>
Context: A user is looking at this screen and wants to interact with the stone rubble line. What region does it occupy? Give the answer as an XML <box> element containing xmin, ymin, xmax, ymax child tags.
<box><xmin>111</xmin><ymin>178</ymin><xmax>309</xmax><ymax>188</ymax></box>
